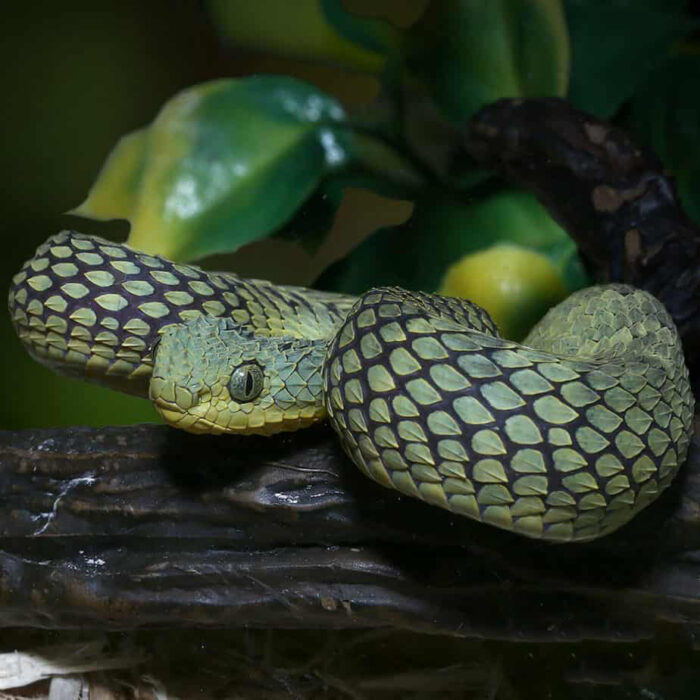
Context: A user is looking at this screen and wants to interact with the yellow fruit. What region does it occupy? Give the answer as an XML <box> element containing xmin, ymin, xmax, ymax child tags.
<box><xmin>439</xmin><ymin>244</ymin><xmax>568</xmax><ymax>340</ymax></box>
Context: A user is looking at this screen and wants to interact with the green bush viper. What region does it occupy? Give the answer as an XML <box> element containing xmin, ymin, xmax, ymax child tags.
<box><xmin>9</xmin><ymin>231</ymin><xmax>695</xmax><ymax>542</ymax></box>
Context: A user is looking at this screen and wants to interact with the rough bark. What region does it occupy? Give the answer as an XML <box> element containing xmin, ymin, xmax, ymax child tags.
<box><xmin>0</xmin><ymin>418</ymin><xmax>699</xmax><ymax>640</ymax></box>
<box><xmin>464</xmin><ymin>97</ymin><xmax>700</xmax><ymax>385</ymax></box>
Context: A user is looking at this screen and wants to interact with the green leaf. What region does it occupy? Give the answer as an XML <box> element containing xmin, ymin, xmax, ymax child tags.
<box><xmin>317</xmin><ymin>189</ymin><xmax>588</xmax><ymax>295</ymax></box>
<box><xmin>72</xmin><ymin>128</ymin><xmax>148</xmax><ymax>222</ymax></box>
<box><xmin>75</xmin><ymin>77</ymin><xmax>353</xmax><ymax>261</ymax></box>
<box><xmin>75</xmin><ymin>76</ymin><xmax>425</xmax><ymax>261</ymax></box>
<box><xmin>628</xmin><ymin>53</ymin><xmax>700</xmax><ymax>225</ymax></box>
<box><xmin>206</xmin><ymin>0</ymin><xmax>398</xmax><ymax>75</ymax></box>
<box><xmin>565</xmin><ymin>0</ymin><xmax>695</xmax><ymax>117</ymax></box>
<box><xmin>404</xmin><ymin>0</ymin><xmax>569</xmax><ymax>123</ymax></box>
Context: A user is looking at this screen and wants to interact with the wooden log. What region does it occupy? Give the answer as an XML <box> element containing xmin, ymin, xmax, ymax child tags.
<box><xmin>0</xmin><ymin>418</ymin><xmax>698</xmax><ymax>640</ymax></box>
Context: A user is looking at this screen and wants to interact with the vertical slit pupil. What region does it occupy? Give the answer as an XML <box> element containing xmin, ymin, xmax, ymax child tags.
<box><xmin>245</xmin><ymin>371</ymin><xmax>254</xmax><ymax>396</ymax></box>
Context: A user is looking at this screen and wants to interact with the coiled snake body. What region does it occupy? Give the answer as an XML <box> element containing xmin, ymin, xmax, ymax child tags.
<box><xmin>9</xmin><ymin>231</ymin><xmax>695</xmax><ymax>541</ymax></box>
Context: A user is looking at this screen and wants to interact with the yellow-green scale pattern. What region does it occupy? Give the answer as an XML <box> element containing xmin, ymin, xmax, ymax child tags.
<box><xmin>323</xmin><ymin>286</ymin><xmax>695</xmax><ymax>542</ymax></box>
<box><xmin>8</xmin><ymin>232</ymin><xmax>696</xmax><ymax>542</ymax></box>
<box><xmin>8</xmin><ymin>231</ymin><xmax>355</xmax><ymax>396</ymax></box>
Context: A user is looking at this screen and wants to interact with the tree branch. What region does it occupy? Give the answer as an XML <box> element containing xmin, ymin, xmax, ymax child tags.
<box><xmin>0</xmin><ymin>419</ymin><xmax>699</xmax><ymax>639</ymax></box>
<box><xmin>463</xmin><ymin>97</ymin><xmax>700</xmax><ymax>386</ymax></box>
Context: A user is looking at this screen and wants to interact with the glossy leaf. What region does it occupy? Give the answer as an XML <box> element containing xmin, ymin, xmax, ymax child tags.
<box><xmin>628</xmin><ymin>53</ymin><xmax>700</xmax><ymax>225</ymax></box>
<box><xmin>565</xmin><ymin>0</ymin><xmax>695</xmax><ymax>117</ymax></box>
<box><xmin>76</xmin><ymin>77</ymin><xmax>354</xmax><ymax>261</ymax></box>
<box><xmin>404</xmin><ymin>0</ymin><xmax>569</xmax><ymax>123</ymax></box>
<box><xmin>206</xmin><ymin>0</ymin><xmax>398</xmax><ymax>74</ymax></box>
<box><xmin>75</xmin><ymin>76</ymin><xmax>426</xmax><ymax>261</ymax></box>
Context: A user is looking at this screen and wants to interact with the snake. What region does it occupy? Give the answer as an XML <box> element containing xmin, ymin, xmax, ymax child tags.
<box><xmin>9</xmin><ymin>230</ymin><xmax>695</xmax><ymax>542</ymax></box>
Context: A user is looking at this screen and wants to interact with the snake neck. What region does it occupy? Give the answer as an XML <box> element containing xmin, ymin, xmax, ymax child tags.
<box><xmin>8</xmin><ymin>231</ymin><xmax>354</xmax><ymax>397</ymax></box>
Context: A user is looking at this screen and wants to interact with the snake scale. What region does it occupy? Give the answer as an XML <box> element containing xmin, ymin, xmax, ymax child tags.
<box><xmin>9</xmin><ymin>230</ymin><xmax>695</xmax><ymax>542</ymax></box>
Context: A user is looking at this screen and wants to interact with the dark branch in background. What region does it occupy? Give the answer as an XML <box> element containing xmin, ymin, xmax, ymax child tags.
<box><xmin>0</xmin><ymin>422</ymin><xmax>699</xmax><ymax>637</ymax></box>
<box><xmin>463</xmin><ymin>98</ymin><xmax>700</xmax><ymax>387</ymax></box>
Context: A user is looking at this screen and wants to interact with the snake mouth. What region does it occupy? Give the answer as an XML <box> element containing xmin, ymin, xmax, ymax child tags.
<box><xmin>151</xmin><ymin>397</ymin><xmax>232</xmax><ymax>435</ymax></box>
<box><xmin>151</xmin><ymin>400</ymin><xmax>206</xmax><ymax>433</ymax></box>
<box><xmin>151</xmin><ymin>393</ymin><xmax>325</xmax><ymax>437</ymax></box>
<box><xmin>149</xmin><ymin>376</ymin><xmax>212</xmax><ymax>433</ymax></box>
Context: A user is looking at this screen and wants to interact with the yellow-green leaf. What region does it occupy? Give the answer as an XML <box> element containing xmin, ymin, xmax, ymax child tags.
<box><xmin>72</xmin><ymin>128</ymin><xmax>148</xmax><ymax>222</ymax></box>
<box><xmin>74</xmin><ymin>76</ymin><xmax>356</xmax><ymax>261</ymax></box>
<box><xmin>439</xmin><ymin>244</ymin><xmax>567</xmax><ymax>340</ymax></box>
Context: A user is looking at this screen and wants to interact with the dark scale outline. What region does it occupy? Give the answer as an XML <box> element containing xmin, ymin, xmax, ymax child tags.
<box><xmin>9</xmin><ymin>231</ymin><xmax>351</xmax><ymax>396</ymax></box>
<box><xmin>323</xmin><ymin>286</ymin><xmax>691</xmax><ymax>542</ymax></box>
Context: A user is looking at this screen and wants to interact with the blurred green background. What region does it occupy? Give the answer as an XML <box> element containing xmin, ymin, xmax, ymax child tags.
<box><xmin>1</xmin><ymin>0</ymin><xmax>420</xmax><ymax>429</ymax></box>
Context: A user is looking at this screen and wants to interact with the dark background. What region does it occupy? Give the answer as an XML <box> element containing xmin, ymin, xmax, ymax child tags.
<box><xmin>1</xmin><ymin>0</ymin><xmax>419</xmax><ymax>429</ymax></box>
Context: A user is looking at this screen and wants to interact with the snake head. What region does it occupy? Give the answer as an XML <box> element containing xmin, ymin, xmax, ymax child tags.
<box><xmin>149</xmin><ymin>315</ymin><xmax>328</xmax><ymax>435</ymax></box>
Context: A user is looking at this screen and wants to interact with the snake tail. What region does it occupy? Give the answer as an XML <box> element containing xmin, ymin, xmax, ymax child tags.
<box><xmin>323</xmin><ymin>286</ymin><xmax>694</xmax><ymax>542</ymax></box>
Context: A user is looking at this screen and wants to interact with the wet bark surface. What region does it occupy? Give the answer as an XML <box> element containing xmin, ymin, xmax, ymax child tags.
<box><xmin>0</xmin><ymin>419</ymin><xmax>698</xmax><ymax>640</ymax></box>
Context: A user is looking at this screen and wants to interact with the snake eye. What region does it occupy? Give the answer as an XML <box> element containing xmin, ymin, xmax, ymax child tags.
<box><xmin>229</xmin><ymin>363</ymin><xmax>264</xmax><ymax>402</ymax></box>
